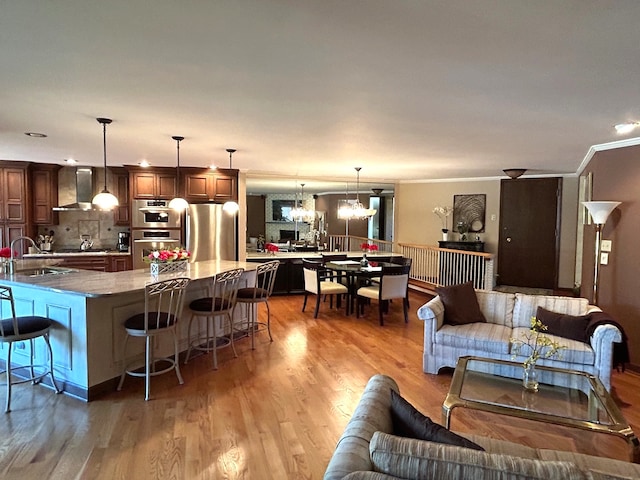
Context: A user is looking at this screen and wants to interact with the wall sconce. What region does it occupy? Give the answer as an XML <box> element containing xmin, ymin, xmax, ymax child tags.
<box><xmin>582</xmin><ymin>201</ymin><xmax>621</xmax><ymax>304</ymax></box>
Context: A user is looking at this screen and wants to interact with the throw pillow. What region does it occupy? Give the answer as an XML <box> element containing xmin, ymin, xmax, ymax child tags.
<box><xmin>435</xmin><ymin>281</ymin><xmax>487</xmax><ymax>325</ymax></box>
<box><xmin>536</xmin><ymin>306</ymin><xmax>590</xmax><ymax>343</ymax></box>
<box><xmin>389</xmin><ymin>389</ymin><xmax>484</xmax><ymax>451</ymax></box>
<box><xmin>369</xmin><ymin>431</ymin><xmax>586</xmax><ymax>480</ymax></box>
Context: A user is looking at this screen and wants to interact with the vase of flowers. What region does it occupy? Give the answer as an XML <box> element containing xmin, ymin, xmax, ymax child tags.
<box><xmin>511</xmin><ymin>317</ymin><xmax>566</xmax><ymax>392</ymax></box>
<box><xmin>360</xmin><ymin>242</ymin><xmax>378</xmax><ymax>253</ymax></box>
<box><xmin>145</xmin><ymin>247</ymin><xmax>190</xmax><ymax>275</ymax></box>
<box><xmin>433</xmin><ymin>206</ymin><xmax>452</xmax><ymax>241</ymax></box>
<box><xmin>0</xmin><ymin>247</ymin><xmax>17</xmax><ymax>274</ymax></box>
<box><xmin>265</xmin><ymin>243</ymin><xmax>279</xmax><ymax>255</ymax></box>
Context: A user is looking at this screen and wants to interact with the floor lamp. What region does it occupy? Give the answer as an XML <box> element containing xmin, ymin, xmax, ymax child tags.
<box><xmin>582</xmin><ymin>201</ymin><xmax>621</xmax><ymax>305</ymax></box>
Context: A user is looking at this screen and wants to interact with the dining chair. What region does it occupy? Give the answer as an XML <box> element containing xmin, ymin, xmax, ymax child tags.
<box><xmin>184</xmin><ymin>268</ymin><xmax>244</xmax><ymax>369</ymax></box>
<box><xmin>302</xmin><ymin>259</ymin><xmax>349</xmax><ymax>318</ymax></box>
<box><xmin>0</xmin><ymin>285</ymin><xmax>62</xmax><ymax>412</ymax></box>
<box><xmin>117</xmin><ymin>277</ymin><xmax>190</xmax><ymax>400</ymax></box>
<box><xmin>235</xmin><ymin>260</ymin><xmax>279</xmax><ymax>349</ymax></box>
<box><xmin>356</xmin><ymin>265</ymin><xmax>410</xmax><ymax>325</ymax></box>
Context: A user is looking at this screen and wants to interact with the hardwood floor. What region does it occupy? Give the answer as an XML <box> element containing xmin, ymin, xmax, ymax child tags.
<box><xmin>2</xmin><ymin>291</ymin><xmax>639</xmax><ymax>479</ymax></box>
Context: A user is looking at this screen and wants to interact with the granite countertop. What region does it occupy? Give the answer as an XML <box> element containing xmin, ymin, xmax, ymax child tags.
<box><xmin>1</xmin><ymin>259</ymin><xmax>257</xmax><ymax>298</ymax></box>
<box><xmin>245</xmin><ymin>251</ymin><xmax>398</xmax><ymax>260</ymax></box>
<box><xmin>24</xmin><ymin>250</ymin><xmax>131</xmax><ymax>257</ymax></box>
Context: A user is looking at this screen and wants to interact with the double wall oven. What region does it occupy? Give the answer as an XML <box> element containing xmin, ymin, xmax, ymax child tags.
<box><xmin>131</xmin><ymin>199</ymin><xmax>183</xmax><ymax>269</ymax></box>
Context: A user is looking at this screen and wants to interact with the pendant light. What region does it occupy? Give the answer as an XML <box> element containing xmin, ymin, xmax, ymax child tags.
<box><xmin>289</xmin><ymin>183</ymin><xmax>315</xmax><ymax>222</ymax></box>
<box><xmin>168</xmin><ymin>135</ymin><xmax>189</xmax><ymax>211</ymax></box>
<box><xmin>337</xmin><ymin>167</ymin><xmax>376</xmax><ymax>219</ymax></box>
<box><xmin>92</xmin><ymin>117</ymin><xmax>119</xmax><ymax>210</ymax></box>
<box><xmin>222</xmin><ymin>148</ymin><xmax>240</xmax><ymax>215</ymax></box>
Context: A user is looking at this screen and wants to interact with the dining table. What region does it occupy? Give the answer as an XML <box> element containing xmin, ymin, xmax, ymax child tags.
<box><xmin>325</xmin><ymin>260</ymin><xmax>402</xmax><ymax>315</ymax></box>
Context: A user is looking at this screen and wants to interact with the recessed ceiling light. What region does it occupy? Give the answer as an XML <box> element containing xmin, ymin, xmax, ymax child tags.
<box><xmin>24</xmin><ymin>132</ymin><xmax>47</xmax><ymax>138</ymax></box>
<box><xmin>139</xmin><ymin>160</ymin><xmax>150</xmax><ymax>167</ymax></box>
<box><xmin>65</xmin><ymin>158</ymin><xmax>77</xmax><ymax>164</ymax></box>
<box><xmin>209</xmin><ymin>164</ymin><xmax>217</xmax><ymax>170</ymax></box>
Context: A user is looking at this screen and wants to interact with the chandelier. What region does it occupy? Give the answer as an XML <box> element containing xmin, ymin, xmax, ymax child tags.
<box><xmin>337</xmin><ymin>167</ymin><xmax>377</xmax><ymax>220</ymax></box>
<box><xmin>289</xmin><ymin>183</ymin><xmax>315</xmax><ymax>223</ymax></box>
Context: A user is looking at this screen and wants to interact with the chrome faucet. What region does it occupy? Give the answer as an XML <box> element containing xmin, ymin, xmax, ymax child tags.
<box><xmin>7</xmin><ymin>236</ymin><xmax>41</xmax><ymax>275</ymax></box>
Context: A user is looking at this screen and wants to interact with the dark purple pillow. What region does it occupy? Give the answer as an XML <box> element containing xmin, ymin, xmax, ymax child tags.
<box><xmin>435</xmin><ymin>281</ymin><xmax>486</xmax><ymax>326</ymax></box>
<box><xmin>536</xmin><ymin>306</ymin><xmax>590</xmax><ymax>343</ymax></box>
<box><xmin>389</xmin><ymin>389</ymin><xmax>484</xmax><ymax>451</ymax></box>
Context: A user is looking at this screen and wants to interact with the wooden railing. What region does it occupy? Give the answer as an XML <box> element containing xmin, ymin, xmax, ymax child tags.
<box><xmin>326</xmin><ymin>235</ymin><xmax>494</xmax><ymax>291</ymax></box>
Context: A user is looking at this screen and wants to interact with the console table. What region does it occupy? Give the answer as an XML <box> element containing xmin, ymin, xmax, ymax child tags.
<box><xmin>438</xmin><ymin>240</ymin><xmax>485</xmax><ymax>252</ymax></box>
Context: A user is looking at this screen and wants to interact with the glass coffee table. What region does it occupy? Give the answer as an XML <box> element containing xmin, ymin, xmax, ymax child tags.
<box><xmin>443</xmin><ymin>356</ymin><xmax>639</xmax><ymax>462</ymax></box>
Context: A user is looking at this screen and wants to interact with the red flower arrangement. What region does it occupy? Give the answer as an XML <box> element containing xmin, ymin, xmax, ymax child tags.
<box><xmin>145</xmin><ymin>247</ymin><xmax>190</xmax><ymax>263</ymax></box>
<box><xmin>0</xmin><ymin>247</ymin><xmax>18</xmax><ymax>258</ymax></box>
<box><xmin>360</xmin><ymin>243</ymin><xmax>378</xmax><ymax>252</ymax></box>
<box><xmin>265</xmin><ymin>243</ymin><xmax>280</xmax><ymax>253</ymax></box>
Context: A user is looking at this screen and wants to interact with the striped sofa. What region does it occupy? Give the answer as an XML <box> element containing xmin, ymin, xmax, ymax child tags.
<box><xmin>323</xmin><ymin>374</ymin><xmax>640</xmax><ymax>480</ymax></box>
<box><xmin>417</xmin><ymin>290</ymin><xmax>622</xmax><ymax>391</ymax></box>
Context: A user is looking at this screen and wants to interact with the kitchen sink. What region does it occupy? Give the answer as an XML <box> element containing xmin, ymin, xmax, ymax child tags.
<box><xmin>16</xmin><ymin>267</ymin><xmax>75</xmax><ymax>277</ymax></box>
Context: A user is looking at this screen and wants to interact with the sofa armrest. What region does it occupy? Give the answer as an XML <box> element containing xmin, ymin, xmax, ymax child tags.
<box><xmin>417</xmin><ymin>297</ymin><xmax>444</xmax><ymax>356</ymax></box>
<box><xmin>590</xmin><ymin>323</ymin><xmax>623</xmax><ymax>384</ymax></box>
<box><xmin>323</xmin><ymin>375</ymin><xmax>399</xmax><ymax>480</ymax></box>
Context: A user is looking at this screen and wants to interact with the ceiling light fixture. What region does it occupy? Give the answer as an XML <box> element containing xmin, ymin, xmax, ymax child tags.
<box><xmin>614</xmin><ymin>122</ymin><xmax>640</xmax><ymax>134</ymax></box>
<box><xmin>289</xmin><ymin>183</ymin><xmax>315</xmax><ymax>223</ymax></box>
<box><xmin>168</xmin><ymin>136</ymin><xmax>189</xmax><ymax>211</ymax></box>
<box><xmin>503</xmin><ymin>168</ymin><xmax>527</xmax><ymax>179</ymax></box>
<box><xmin>65</xmin><ymin>158</ymin><xmax>77</xmax><ymax>165</ymax></box>
<box><xmin>139</xmin><ymin>159</ymin><xmax>150</xmax><ymax>167</ymax></box>
<box><xmin>222</xmin><ymin>148</ymin><xmax>240</xmax><ymax>215</ymax></box>
<box><xmin>91</xmin><ymin>118</ymin><xmax>119</xmax><ymax>211</ymax></box>
<box><xmin>24</xmin><ymin>132</ymin><xmax>47</xmax><ymax>138</ymax></box>
<box><xmin>337</xmin><ymin>168</ymin><xmax>377</xmax><ymax>220</ymax></box>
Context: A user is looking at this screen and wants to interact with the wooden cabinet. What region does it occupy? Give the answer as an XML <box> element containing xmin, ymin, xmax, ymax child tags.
<box><xmin>128</xmin><ymin>167</ymin><xmax>176</xmax><ymax>199</ymax></box>
<box><xmin>31</xmin><ymin>164</ymin><xmax>61</xmax><ymax>225</ymax></box>
<box><xmin>182</xmin><ymin>167</ymin><xmax>238</xmax><ymax>203</ymax></box>
<box><xmin>246</xmin><ymin>258</ymin><xmax>303</xmax><ymax>295</ymax></box>
<box><xmin>51</xmin><ymin>255</ymin><xmax>132</xmax><ymax>272</ymax></box>
<box><xmin>110</xmin><ymin>167</ymin><xmax>130</xmax><ymax>226</ymax></box>
<box><xmin>0</xmin><ymin>162</ymin><xmax>29</xmax><ymax>249</ymax></box>
<box><xmin>110</xmin><ymin>255</ymin><xmax>132</xmax><ymax>272</ymax></box>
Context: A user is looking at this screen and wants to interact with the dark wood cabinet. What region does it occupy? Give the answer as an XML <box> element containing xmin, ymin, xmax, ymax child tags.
<box><xmin>0</xmin><ymin>162</ymin><xmax>29</xmax><ymax>249</ymax></box>
<box><xmin>31</xmin><ymin>164</ymin><xmax>61</xmax><ymax>225</ymax></box>
<box><xmin>438</xmin><ymin>241</ymin><xmax>485</xmax><ymax>252</ymax></box>
<box><xmin>247</xmin><ymin>257</ymin><xmax>304</xmax><ymax>295</ymax></box>
<box><xmin>110</xmin><ymin>167</ymin><xmax>130</xmax><ymax>226</ymax></box>
<box><xmin>128</xmin><ymin>167</ymin><xmax>176</xmax><ymax>199</ymax></box>
<box><xmin>182</xmin><ymin>167</ymin><xmax>238</xmax><ymax>203</ymax></box>
<box><xmin>110</xmin><ymin>255</ymin><xmax>132</xmax><ymax>271</ymax></box>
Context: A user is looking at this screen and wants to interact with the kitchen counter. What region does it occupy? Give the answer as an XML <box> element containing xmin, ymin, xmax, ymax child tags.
<box><xmin>24</xmin><ymin>250</ymin><xmax>131</xmax><ymax>257</ymax></box>
<box><xmin>1</xmin><ymin>260</ymin><xmax>259</xmax><ymax>400</ymax></box>
<box><xmin>245</xmin><ymin>250</ymin><xmax>399</xmax><ymax>260</ymax></box>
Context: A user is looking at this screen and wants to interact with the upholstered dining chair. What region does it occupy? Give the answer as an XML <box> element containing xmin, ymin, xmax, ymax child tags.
<box><xmin>356</xmin><ymin>265</ymin><xmax>410</xmax><ymax>325</ymax></box>
<box><xmin>302</xmin><ymin>259</ymin><xmax>349</xmax><ymax>318</ymax></box>
<box><xmin>235</xmin><ymin>260</ymin><xmax>279</xmax><ymax>349</ymax></box>
<box><xmin>0</xmin><ymin>285</ymin><xmax>62</xmax><ymax>413</ymax></box>
<box><xmin>184</xmin><ymin>267</ymin><xmax>244</xmax><ymax>369</ymax></box>
<box><xmin>117</xmin><ymin>277</ymin><xmax>190</xmax><ymax>401</ymax></box>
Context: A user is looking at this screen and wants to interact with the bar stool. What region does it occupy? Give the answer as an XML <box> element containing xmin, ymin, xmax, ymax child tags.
<box><xmin>0</xmin><ymin>285</ymin><xmax>61</xmax><ymax>413</ymax></box>
<box><xmin>117</xmin><ymin>277</ymin><xmax>190</xmax><ymax>401</ymax></box>
<box><xmin>235</xmin><ymin>260</ymin><xmax>279</xmax><ymax>349</ymax></box>
<box><xmin>184</xmin><ymin>268</ymin><xmax>244</xmax><ymax>369</ymax></box>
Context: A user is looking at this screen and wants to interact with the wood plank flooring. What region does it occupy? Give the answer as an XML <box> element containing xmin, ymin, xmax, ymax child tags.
<box><xmin>1</xmin><ymin>291</ymin><xmax>639</xmax><ymax>479</ymax></box>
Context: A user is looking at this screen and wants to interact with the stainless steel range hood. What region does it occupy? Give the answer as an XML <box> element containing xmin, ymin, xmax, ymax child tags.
<box><xmin>53</xmin><ymin>167</ymin><xmax>95</xmax><ymax>211</ymax></box>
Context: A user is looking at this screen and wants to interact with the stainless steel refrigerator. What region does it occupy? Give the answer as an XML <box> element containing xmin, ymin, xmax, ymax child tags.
<box><xmin>185</xmin><ymin>203</ymin><xmax>237</xmax><ymax>262</ymax></box>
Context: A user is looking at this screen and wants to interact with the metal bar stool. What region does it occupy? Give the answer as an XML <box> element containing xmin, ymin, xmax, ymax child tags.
<box><xmin>0</xmin><ymin>285</ymin><xmax>62</xmax><ymax>413</ymax></box>
<box><xmin>117</xmin><ymin>277</ymin><xmax>190</xmax><ymax>400</ymax></box>
<box><xmin>235</xmin><ymin>260</ymin><xmax>279</xmax><ymax>349</ymax></box>
<box><xmin>184</xmin><ymin>268</ymin><xmax>244</xmax><ymax>369</ymax></box>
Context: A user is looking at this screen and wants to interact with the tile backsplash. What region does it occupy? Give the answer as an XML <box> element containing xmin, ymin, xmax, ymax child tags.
<box><xmin>36</xmin><ymin>210</ymin><xmax>129</xmax><ymax>250</ymax></box>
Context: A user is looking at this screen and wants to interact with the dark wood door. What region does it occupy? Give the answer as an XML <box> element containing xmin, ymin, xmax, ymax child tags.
<box><xmin>497</xmin><ymin>177</ymin><xmax>561</xmax><ymax>289</ymax></box>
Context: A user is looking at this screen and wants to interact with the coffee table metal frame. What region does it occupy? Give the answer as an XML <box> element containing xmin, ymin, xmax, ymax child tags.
<box><xmin>442</xmin><ymin>356</ymin><xmax>639</xmax><ymax>462</ymax></box>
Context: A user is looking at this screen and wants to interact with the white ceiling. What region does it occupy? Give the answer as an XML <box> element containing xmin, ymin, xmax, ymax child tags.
<box><xmin>2</xmin><ymin>1</ymin><xmax>640</xmax><ymax>194</ymax></box>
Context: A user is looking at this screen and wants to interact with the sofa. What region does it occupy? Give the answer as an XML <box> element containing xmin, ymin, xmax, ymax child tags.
<box><xmin>324</xmin><ymin>374</ymin><xmax>640</xmax><ymax>480</ymax></box>
<box><xmin>417</xmin><ymin>288</ymin><xmax>622</xmax><ymax>391</ymax></box>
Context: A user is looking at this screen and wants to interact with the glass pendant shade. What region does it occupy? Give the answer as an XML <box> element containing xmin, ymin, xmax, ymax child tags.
<box><xmin>223</xmin><ymin>200</ymin><xmax>240</xmax><ymax>215</ymax></box>
<box><xmin>582</xmin><ymin>201</ymin><xmax>621</xmax><ymax>224</ymax></box>
<box><xmin>92</xmin><ymin>117</ymin><xmax>119</xmax><ymax>210</ymax></box>
<box><xmin>168</xmin><ymin>197</ymin><xmax>189</xmax><ymax>211</ymax></box>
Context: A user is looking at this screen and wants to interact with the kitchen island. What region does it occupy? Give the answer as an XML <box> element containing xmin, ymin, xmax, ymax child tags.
<box><xmin>0</xmin><ymin>259</ymin><xmax>259</xmax><ymax>400</ymax></box>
